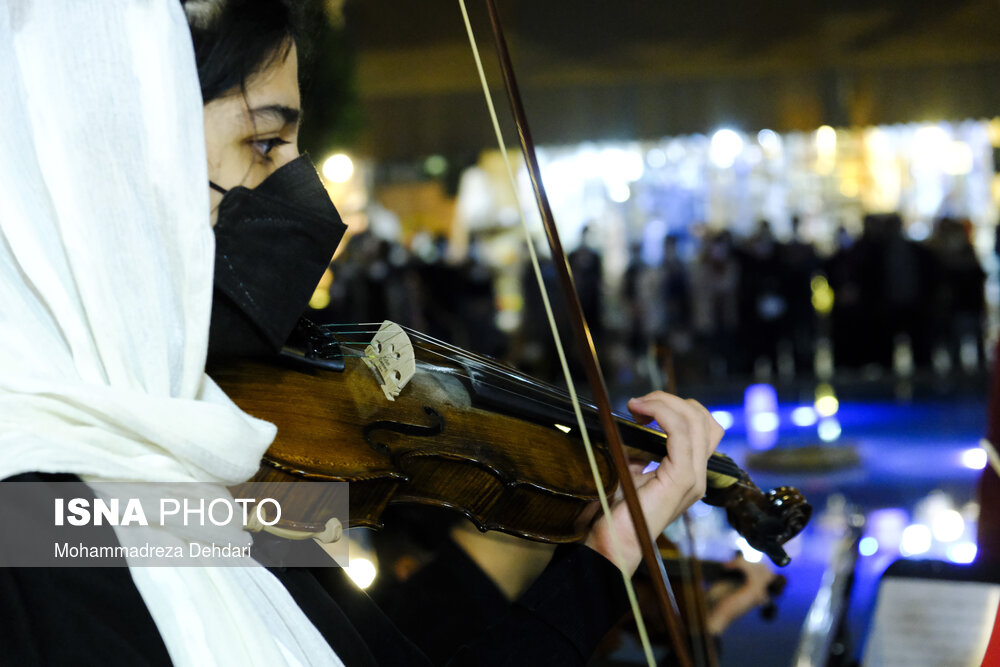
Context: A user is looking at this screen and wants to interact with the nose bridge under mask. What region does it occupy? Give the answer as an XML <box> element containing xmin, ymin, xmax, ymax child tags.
<box><xmin>208</xmin><ymin>154</ymin><xmax>325</xmax><ymax>211</ymax></box>
<box><xmin>208</xmin><ymin>152</ymin><xmax>307</xmax><ymax>198</ymax></box>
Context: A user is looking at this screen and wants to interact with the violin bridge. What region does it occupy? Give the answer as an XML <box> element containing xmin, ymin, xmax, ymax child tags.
<box><xmin>363</xmin><ymin>320</ymin><xmax>416</xmax><ymax>401</ymax></box>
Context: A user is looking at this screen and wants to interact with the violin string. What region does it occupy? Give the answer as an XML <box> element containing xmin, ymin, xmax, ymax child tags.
<box><xmin>396</xmin><ymin>327</ymin><xmax>603</xmax><ymax>416</ymax></box>
<box><xmin>312</xmin><ymin>334</ymin><xmax>743</xmax><ymax>480</ymax></box>
<box><xmin>344</xmin><ymin>334</ymin><xmax>587</xmax><ymax>424</ymax></box>
<box><xmin>304</xmin><ymin>324</ymin><xmax>744</xmax><ymax>479</ymax></box>
<box><xmin>322</xmin><ymin>323</ymin><xmax>582</xmax><ymax>408</ymax></box>
<box><xmin>407</xmin><ymin>338</ymin><xmax>589</xmax><ymax>406</ymax></box>
<box><xmin>322</xmin><ymin>322</ymin><xmax>566</xmax><ymax>392</ymax></box>
<box><xmin>321</xmin><ymin>323</ymin><xmax>587</xmax><ymax>412</ymax></box>
<box><xmin>358</xmin><ymin>324</ymin><xmax>605</xmax><ymax>424</ymax></box>
<box><xmin>318</xmin><ymin>324</ymin><xmax>612</xmax><ymax>429</ymax></box>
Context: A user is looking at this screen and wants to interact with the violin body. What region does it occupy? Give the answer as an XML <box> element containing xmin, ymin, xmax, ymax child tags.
<box><xmin>213</xmin><ymin>322</ymin><xmax>618</xmax><ymax>543</ymax></box>
<box><xmin>212</xmin><ymin>320</ymin><xmax>811</xmax><ymax>563</ymax></box>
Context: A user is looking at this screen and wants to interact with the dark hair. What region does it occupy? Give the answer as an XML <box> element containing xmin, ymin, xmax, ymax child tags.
<box><xmin>184</xmin><ymin>0</ymin><xmax>300</xmax><ymax>103</ymax></box>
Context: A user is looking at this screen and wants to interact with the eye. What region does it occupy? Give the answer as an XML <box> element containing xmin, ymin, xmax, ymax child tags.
<box><xmin>250</xmin><ymin>137</ymin><xmax>290</xmax><ymax>161</ymax></box>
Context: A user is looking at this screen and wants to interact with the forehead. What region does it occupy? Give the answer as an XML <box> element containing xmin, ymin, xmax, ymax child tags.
<box><xmin>220</xmin><ymin>43</ymin><xmax>301</xmax><ymax>127</ymax></box>
<box><xmin>245</xmin><ymin>43</ymin><xmax>300</xmax><ymax>106</ymax></box>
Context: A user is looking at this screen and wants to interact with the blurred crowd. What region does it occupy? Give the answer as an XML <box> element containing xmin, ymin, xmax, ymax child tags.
<box><xmin>314</xmin><ymin>213</ymin><xmax>988</xmax><ymax>388</ymax></box>
<box><xmin>317</xmin><ymin>232</ymin><xmax>508</xmax><ymax>359</ymax></box>
<box><xmin>621</xmin><ymin>213</ymin><xmax>988</xmax><ymax>387</ymax></box>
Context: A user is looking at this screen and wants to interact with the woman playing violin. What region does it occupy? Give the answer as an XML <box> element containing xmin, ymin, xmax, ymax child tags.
<box><xmin>0</xmin><ymin>1</ymin><xmax>727</xmax><ymax>665</ymax></box>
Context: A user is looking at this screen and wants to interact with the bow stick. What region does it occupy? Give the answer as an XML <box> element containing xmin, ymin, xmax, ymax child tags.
<box><xmin>458</xmin><ymin>2</ymin><xmax>695</xmax><ymax>665</ymax></box>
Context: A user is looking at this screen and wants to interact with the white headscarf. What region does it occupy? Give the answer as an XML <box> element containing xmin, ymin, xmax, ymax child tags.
<box><xmin>0</xmin><ymin>3</ymin><xmax>342</xmax><ymax>665</ymax></box>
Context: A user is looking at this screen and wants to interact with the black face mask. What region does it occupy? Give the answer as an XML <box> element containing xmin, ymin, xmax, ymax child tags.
<box><xmin>208</xmin><ymin>154</ymin><xmax>347</xmax><ymax>359</ymax></box>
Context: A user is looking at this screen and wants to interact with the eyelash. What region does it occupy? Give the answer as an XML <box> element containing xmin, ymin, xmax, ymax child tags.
<box><xmin>251</xmin><ymin>137</ymin><xmax>290</xmax><ymax>161</ymax></box>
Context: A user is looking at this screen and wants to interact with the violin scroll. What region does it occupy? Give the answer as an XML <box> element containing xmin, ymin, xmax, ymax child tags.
<box><xmin>704</xmin><ymin>476</ymin><xmax>811</xmax><ymax>567</ymax></box>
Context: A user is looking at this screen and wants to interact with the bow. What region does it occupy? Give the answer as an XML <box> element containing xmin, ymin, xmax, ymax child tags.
<box><xmin>458</xmin><ymin>2</ymin><xmax>697</xmax><ymax>665</ymax></box>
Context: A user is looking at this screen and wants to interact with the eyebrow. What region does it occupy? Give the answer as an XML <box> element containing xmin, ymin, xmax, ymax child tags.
<box><xmin>248</xmin><ymin>104</ymin><xmax>301</xmax><ymax>128</ymax></box>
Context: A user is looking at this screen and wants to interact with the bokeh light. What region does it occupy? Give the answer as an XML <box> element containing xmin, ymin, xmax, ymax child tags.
<box><xmin>710</xmin><ymin>129</ymin><xmax>744</xmax><ymax>169</ymax></box>
<box><xmin>931</xmin><ymin>509</ymin><xmax>965</xmax><ymax>543</ymax></box>
<box><xmin>858</xmin><ymin>537</ymin><xmax>879</xmax><ymax>557</ymax></box>
<box><xmin>711</xmin><ymin>410</ymin><xmax>734</xmax><ymax>430</ymax></box>
<box><xmin>791</xmin><ymin>406</ymin><xmax>818</xmax><ymax>427</ymax></box>
<box><xmin>322</xmin><ymin>153</ymin><xmax>354</xmax><ymax>183</ymax></box>
<box><xmin>736</xmin><ymin>537</ymin><xmax>764</xmax><ymax>563</ymax></box>
<box><xmin>818</xmin><ymin>418</ymin><xmax>842</xmax><ymax>442</ymax></box>
<box><xmin>814</xmin><ymin>383</ymin><xmax>839</xmax><ymax>417</ymax></box>
<box><xmin>751</xmin><ymin>412</ymin><xmax>780</xmax><ymax>432</ymax></box>
<box><xmin>962</xmin><ymin>447</ymin><xmax>988</xmax><ymax>470</ymax></box>
<box><xmin>900</xmin><ymin>524</ymin><xmax>932</xmax><ymax>556</ymax></box>
<box><xmin>947</xmin><ymin>542</ymin><xmax>977</xmax><ymax>564</ymax></box>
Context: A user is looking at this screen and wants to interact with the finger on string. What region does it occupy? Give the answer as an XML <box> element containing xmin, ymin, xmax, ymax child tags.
<box><xmin>630</xmin><ymin>396</ymin><xmax>695</xmax><ymax>444</ymax></box>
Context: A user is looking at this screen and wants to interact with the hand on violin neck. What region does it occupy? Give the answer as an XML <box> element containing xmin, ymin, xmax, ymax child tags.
<box><xmin>583</xmin><ymin>391</ymin><xmax>724</xmax><ymax>574</ymax></box>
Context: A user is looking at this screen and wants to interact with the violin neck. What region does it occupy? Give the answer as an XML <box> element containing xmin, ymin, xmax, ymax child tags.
<box><xmin>453</xmin><ymin>358</ymin><xmax>743</xmax><ymax>479</ymax></box>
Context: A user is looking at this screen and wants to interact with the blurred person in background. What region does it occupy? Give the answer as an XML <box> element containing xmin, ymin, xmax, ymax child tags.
<box><xmin>780</xmin><ymin>216</ymin><xmax>821</xmax><ymax>377</ymax></box>
<box><xmin>690</xmin><ymin>230</ymin><xmax>740</xmax><ymax>378</ymax></box>
<box><xmin>738</xmin><ymin>220</ymin><xmax>786</xmax><ymax>379</ymax></box>
<box><xmin>825</xmin><ymin>225</ymin><xmax>866</xmax><ymax>371</ymax></box>
<box><xmin>926</xmin><ymin>217</ymin><xmax>986</xmax><ymax>373</ymax></box>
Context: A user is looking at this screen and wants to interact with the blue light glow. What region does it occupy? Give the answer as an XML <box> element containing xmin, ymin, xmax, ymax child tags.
<box><xmin>711</xmin><ymin>410</ymin><xmax>734</xmax><ymax>430</ymax></box>
<box><xmin>818</xmin><ymin>418</ymin><xmax>842</xmax><ymax>442</ymax></box>
<box><xmin>744</xmin><ymin>384</ymin><xmax>779</xmax><ymax>450</ymax></box>
<box><xmin>751</xmin><ymin>412</ymin><xmax>779</xmax><ymax>432</ymax></box>
<box><xmin>858</xmin><ymin>537</ymin><xmax>878</xmax><ymax>556</ymax></box>
<box><xmin>791</xmin><ymin>406</ymin><xmax>818</xmax><ymax>427</ymax></box>
<box><xmin>867</xmin><ymin>508</ymin><xmax>908</xmax><ymax>551</ymax></box>
<box><xmin>744</xmin><ymin>384</ymin><xmax>778</xmax><ymax>414</ymax></box>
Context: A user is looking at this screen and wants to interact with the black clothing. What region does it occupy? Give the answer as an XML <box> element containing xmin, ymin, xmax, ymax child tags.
<box><xmin>375</xmin><ymin>540</ymin><xmax>630</xmax><ymax>666</ymax></box>
<box><xmin>376</xmin><ymin>540</ymin><xmax>509</xmax><ymax>664</ymax></box>
<box><xmin>1</xmin><ymin>472</ymin><xmax>629</xmax><ymax>666</ymax></box>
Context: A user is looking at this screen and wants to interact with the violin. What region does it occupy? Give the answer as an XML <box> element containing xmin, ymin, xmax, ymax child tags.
<box><xmin>654</xmin><ymin>538</ymin><xmax>787</xmax><ymax>622</ymax></box>
<box><xmin>610</xmin><ymin>543</ymin><xmax>787</xmax><ymax>663</ymax></box>
<box><xmin>659</xmin><ymin>560</ymin><xmax>787</xmax><ymax>617</ymax></box>
<box><xmin>213</xmin><ymin>318</ymin><xmax>811</xmax><ymax>567</ymax></box>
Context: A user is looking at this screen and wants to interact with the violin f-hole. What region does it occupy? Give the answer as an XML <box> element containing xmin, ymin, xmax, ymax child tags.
<box><xmin>362</xmin><ymin>406</ymin><xmax>446</xmax><ymax>458</ymax></box>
